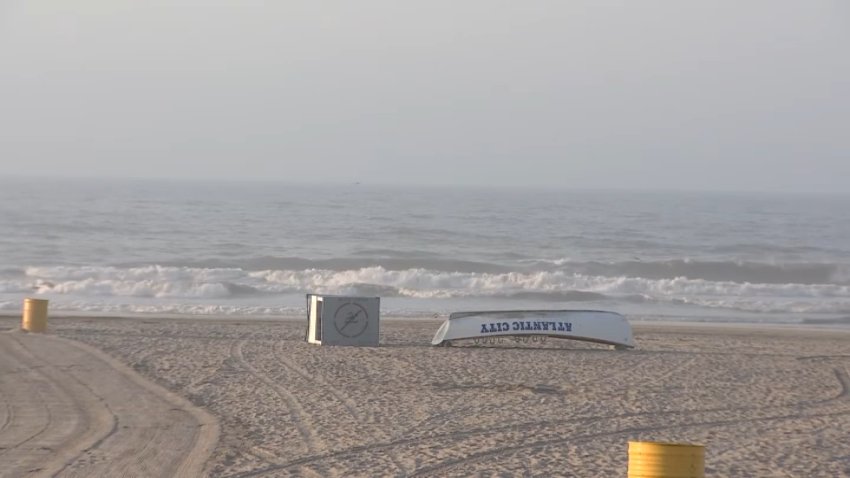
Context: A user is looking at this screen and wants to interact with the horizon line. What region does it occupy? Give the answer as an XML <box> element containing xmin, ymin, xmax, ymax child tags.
<box><xmin>0</xmin><ymin>173</ymin><xmax>848</xmax><ymax>198</ymax></box>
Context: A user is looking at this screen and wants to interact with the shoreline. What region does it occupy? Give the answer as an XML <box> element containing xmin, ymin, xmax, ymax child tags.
<box><xmin>4</xmin><ymin>312</ymin><xmax>850</xmax><ymax>333</ymax></box>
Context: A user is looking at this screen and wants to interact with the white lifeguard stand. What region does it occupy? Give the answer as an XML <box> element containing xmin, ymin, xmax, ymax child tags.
<box><xmin>306</xmin><ymin>294</ymin><xmax>380</xmax><ymax>346</ymax></box>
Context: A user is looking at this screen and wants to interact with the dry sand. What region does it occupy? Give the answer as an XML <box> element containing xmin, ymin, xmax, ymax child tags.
<box><xmin>1</xmin><ymin>316</ymin><xmax>849</xmax><ymax>477</ymax></box>
<box><xmin>0</xmin><ymin>329</ymin><xmax>217</xmax><ymax>478</ymax></box>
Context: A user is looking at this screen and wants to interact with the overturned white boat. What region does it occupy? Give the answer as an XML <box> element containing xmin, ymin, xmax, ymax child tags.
<box><xmin>431</xmin><ymin>310</ymin><xmax>635</xmax><ymax>349</ymax></box>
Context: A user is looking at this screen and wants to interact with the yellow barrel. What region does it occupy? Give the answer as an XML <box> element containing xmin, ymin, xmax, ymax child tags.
<box><xmin>22</xmin><ymin>298</ymin><xmax>49</xmax><ymax>333</ymax></box>
<box><xmin>628</xmin><ymin>441</ymin><xmax>704</xmax><ymax>478</ymax></box>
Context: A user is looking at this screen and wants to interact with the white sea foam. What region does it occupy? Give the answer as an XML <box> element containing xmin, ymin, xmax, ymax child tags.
<box><xmin>3</xmin><ymin>265</ymin><xmax>849</xmax><ymax>316</ymax></box>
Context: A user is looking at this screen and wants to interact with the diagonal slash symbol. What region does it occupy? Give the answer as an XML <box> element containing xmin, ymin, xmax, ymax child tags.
<box><xmin>339</xmin><ymin>310</ymin><xmax>362</xmax><ymax>332</ymax></box>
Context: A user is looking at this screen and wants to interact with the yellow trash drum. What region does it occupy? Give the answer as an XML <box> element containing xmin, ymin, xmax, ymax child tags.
<box><xmin>22</xmin><ymin>298</ymin><xmax>49</xmax><ymax>333</ymax></box>
<box><xmin>628</xmin><ymin>441</ymin><xmax>704</xmax><ymax>478</ymax></box>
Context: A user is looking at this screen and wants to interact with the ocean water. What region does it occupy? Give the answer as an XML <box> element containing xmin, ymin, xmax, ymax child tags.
<box><xmin>2</xmin><ymin>177</ymin><xmax>849</xmax><ymax>324</ymax></box>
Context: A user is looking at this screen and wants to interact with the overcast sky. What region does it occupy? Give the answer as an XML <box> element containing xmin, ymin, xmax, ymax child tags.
<box><xmin>1</xmin><ymin>1</ymin><xmax>848</xmax><ymax>192</ymax></box>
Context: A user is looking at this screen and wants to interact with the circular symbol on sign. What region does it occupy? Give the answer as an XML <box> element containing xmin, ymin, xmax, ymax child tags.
<box><xmin>333</xmin><ymin>302</ymin><xmax>369</xmax><ymax>338</ymax></box>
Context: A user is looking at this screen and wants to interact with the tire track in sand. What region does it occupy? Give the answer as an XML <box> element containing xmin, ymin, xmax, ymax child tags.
<box><xmin>0</xmin><ymin>389</ymin><xmax>10</xmax><ymax>436</ymax></box>
<box><xmin>230</xmin><ymin>340</ymin><xmax>323</xmax><ymax>455</ymax></box>
<box><xmin>0</xmin><ymin>332</ymin><xmax>219</xmax><ymax>478</ymax></box>
<box><xmin>272</xmin><ymin>341</ymin><xmax>411</xmax><ymax>477</ymax></box>
<box><xmin>229</xmin><ymin>363</ymin><xmax>850</xmax><ymax>478</ymax></box>
<box><xmin>0</xmin><ymin>336</ymin><xmax>64</xmax><ymax>465</ymax></box>
<box><xmin>406</xmin><ymin>409</ymin><xmax>850</xmax><ymax>477</ymax></box>
<box><xmin>406</xmin><ymin>366</ymin><xmax>850</xmax><ymax>477</ymax></box>
<box><xmin>273</xmin><ymin>341</ymin><xmax>363</xmax><ymax>421</ymax></box>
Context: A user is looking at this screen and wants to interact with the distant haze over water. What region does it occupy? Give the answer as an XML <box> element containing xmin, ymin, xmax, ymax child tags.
<box><xmin>2</xmin><ymin>178</ymin><xmax>849</xmax><ymax>324</ymax></box>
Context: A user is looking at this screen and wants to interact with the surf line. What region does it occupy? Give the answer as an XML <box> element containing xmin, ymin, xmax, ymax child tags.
<box><xmin>479</xmin><ymin>321</ymin><xmax>572</xmax><ymax>334</ymax></box>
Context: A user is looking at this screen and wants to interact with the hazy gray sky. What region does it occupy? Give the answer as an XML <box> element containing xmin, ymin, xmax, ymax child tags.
<box><xmin>1</xmin><ymin>1</ymin><xmax>848</xmax><ymax>192</ymax></box>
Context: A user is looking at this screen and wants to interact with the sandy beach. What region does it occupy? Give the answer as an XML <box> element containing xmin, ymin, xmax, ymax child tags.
<box><xmin>1</xmin><ymin>316</ymin><xmax>849</xmax><ymax>477</ymax></box>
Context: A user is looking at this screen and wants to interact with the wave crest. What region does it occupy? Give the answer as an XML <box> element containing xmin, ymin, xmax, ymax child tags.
<box><xmin>530</xmin><ymin>259</ymin><xmax>849</xmax><ymax>285</ymax></box>
<box><xmin>2</xmin><ymin>264</ymin><xmax>848</xmax><ymax>315</ymax></box>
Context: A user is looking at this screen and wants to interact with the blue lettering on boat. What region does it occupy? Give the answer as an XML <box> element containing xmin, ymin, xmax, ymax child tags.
<box><xmin>479</xmin><ymin>321</ymin><xmax>573</xmax><ymax>335</ymax></box>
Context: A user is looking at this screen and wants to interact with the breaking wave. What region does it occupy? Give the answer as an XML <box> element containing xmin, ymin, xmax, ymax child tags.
<box><xmin>526</xmin><ymin>259</ymin><xmax>850</xmax><ymax>285</ymax></box>
<box><xmin>120</xmin><ymin>257</ymin><xmax>850</xmax><ymax>285</ymax></box>
<box><xmin>2</xmin><ymin>263</ymin><xmax>849</xmax><ymax>316</ymax></box>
